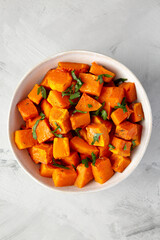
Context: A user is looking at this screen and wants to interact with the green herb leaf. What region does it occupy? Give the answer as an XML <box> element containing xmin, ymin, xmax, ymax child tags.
<box><xmin>73</xmin><ymin>109</ymin><xmax>87</xmax><ymax>114</ymax></box>
<box><xmin>52</xmin><ymin>158</ymin><xmax>69</xmax><ymax>169</ymax></box>
<box><xmin>62</xmin><ymin>84</ymin><xmax>74</xmax><ymax>97</ymax></box>
<box><xmin>37</xmin><ymin>86</ymin><xmax>47</xmax><ymax>99</ymax></box>
<box><xmin>124</xmin><ymin>144</ymin><xmax>127</xmax><ymax>150</ymax></box>
<box><xmin>75</xmin><ymin>128</ymin><xmax>82</xmax><ymax>138</ymax></box>
<box><xmin>70</xmin><ymin>92</ymin><xmax>80</xmax><ymax>100</ymax></box>
<box><xmin>114</xmin><ymin>78</ymin><xmax>127</xmax><ymax>86</ymax></box>
<box><xmin>132</xmin><ymin>139</ymin><xmax>136</xmax><ymax>147</ymax></box>
<box><xmin>94</xmin><ymin>96</ymin><xmax>99</xmax><ymax>100</ymax></box>
<box><xmin>114</xmin><ymin>97</ymin><xmax>128</xmax><ymax>113</ymax></box>
<box><xmin>54</xmin><ymin>122</ymin><xmax>61</xmax><ymax>132</ymax></box>
<box><xmin>50</xmin><ymin>122</ymin><xmax>63</xmax><ymax>137</ymax></box>
<box><xmin>69</xmin><ymin>98</ymin><xmax>77</xmax><ymax>106</ymax></box>
<box><xmin>82</xmin><ymin>158</ymin><xmax>90</xmax><ymax>168</ymax></box>
<box><xmin>96</xmin><ymin>74</ymin><xmax>113</xmax><ymax>84</ymax></box>
<box><xmin>88</xmin><ymin>104</ymin><xmax>93</xmax><ymax>108</ymax></box>
<box><xmin>91</xmin><ymin>133</ymin><xmax>103</xmax><ymax>145</ymax></box>
<box><xmin>71</xmin><ymin>70</ymin><xmax>83</xmax><ymax>92</ymax></box>
<box><xmin>101</xmin><ymin>109</ymin><xmax>108</xmax><ymax>120</ymax></box>
<box><xmin>108</xmin><ymin>144</ymin><xmax>115</xmax><ymax>151</ymax></box>
<box><xmin>72</xmin><ymin>164</ymin><xmax>77</xmax><ymax>171</ymax></box>
<box><xmin>32</xmin><ymin>112</ymin><xmax>46</xmax><ymax>139</ymax></box>
<box><xmin>91</xmin><ymin>152</ymin><xmax>96</xmax><ymax>166</ymax></box>
<box><xmin>53</xmin><ymin>133</ymin><xmax>63</xmax><ymax>138</ymax></box>
<box><xmin>92</xmin><ymin>102</ymin><xmax>105</xmax><ymax>116</ymax></box>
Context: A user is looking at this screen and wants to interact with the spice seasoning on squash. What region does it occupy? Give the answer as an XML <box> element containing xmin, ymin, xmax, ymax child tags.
<box><xmin>14</xmin><ymin>61</ymin><xmax>144</xmax><ymax>188</ymax></box>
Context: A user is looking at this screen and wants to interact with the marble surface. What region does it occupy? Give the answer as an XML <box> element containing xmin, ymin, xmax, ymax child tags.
<box><xmin>0</xmin><ymin>0</ymin><xmax>160</xmax><ymax>239</ymax></box>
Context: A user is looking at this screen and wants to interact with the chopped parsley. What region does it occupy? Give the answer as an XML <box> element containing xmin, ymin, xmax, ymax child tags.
<box><xmin>96</xmin><ymin>74</ymin><xmax>113</xmax><ymax>84</ymax></box>
<box><xmin>37</xmin><ymin>86</ymin><xmax>46</xmax><ymax>99</ymax></box>
<box><xmin>91</xmin><ymin>133</ymin><xmax>103</xmax><ymax>145</ymax></box>
<box><xmin>88</xmin><ymin>104</ymin><xmax>93</xmax><ymax>108</ymax></box>
<box><xmin>108</xmin><ymin>144</ymin><xmax>115</xmax><ymax>151</ymax></box>
<box><xmin>52</xmin><ymin>159</ymin><xmax>69</xmax><ymax>169</ymax></box>
<box><xmin>32</xmin><ymin>112</ymin><xmax>45</xmax><ymax>140</ymax></box>
<box><xmin>114</xmin><ymin>97</ymin><xmax>128</xmax><ymax>113</ymax></box>
<box><xmin>91</xmin><ymin>152</ymin><xmax>96</xmax><ymax>166</ymax></box>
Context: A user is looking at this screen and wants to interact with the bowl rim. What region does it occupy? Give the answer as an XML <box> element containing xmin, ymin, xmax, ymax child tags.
<box><xmin>8</xmin><ymin>50</ymin><xmax>152</xmax><ymax>193</ymax></box>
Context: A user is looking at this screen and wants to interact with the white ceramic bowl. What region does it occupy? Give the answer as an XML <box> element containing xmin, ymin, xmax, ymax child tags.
<box><xmin>8</xmin><ymin>51</ymin><xmax>152</xmax><ymax>193</ymax></box>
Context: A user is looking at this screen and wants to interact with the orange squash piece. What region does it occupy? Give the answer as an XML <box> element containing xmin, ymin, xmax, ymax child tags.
<box><xmin>70</xmin><ymin>112</ymin><xmax>90</xmax><ymax>130</ymax></box>
<box><xmin>89</xmin><ymin>62</ymin><xmax>115</xmax><ymax>82</ymax></box>
<box><xmin>129</xmin><ymin>102</ymin><xmax>144</xmax><ymax>122</ymax></box>
<box><xmin>35</xmin><ymin>118</ymin><xmax>53</xmax><ymax>143</ymax></box>
<box><xmin>28</xmin><ymin>84</ymin><xmax>43</xmax><ymax>105</ymax></box>
<box><xmin>74</xmin><ymin>163</ymin><xmax>93</xmax><ymax>188</ymax></box>
<box><xmin>48</xmin><ymin>69</ymin><xmax>72</xmax><ymax>92</ymax></box>
<box><xmin>86</xmin><ymin>123</ymin><xmax>109</xmax><ymax>147</ymax></box>
<box><xmin>92</xmin><ymin>116</ymin><xmax>112</xmax><ymax>133</ymax></box>
<box><xmin>111</xmin><ymin>137</ymin><xmax>131</xmax><ymax>157</ymax></box>
<box><xmin>75</xmin><ymin>93</ymin><xmax>102</xmax><ymax>112</ymax></box>
<box><xmin>15</xmin><ymin>129</ymin><xmax>37</xmax><ymax>149</ymax></box>
<box><xmin>52</xmin><ymin>165</ymin><xmax>77</xmax><ymax>187</ymax></box>
<box><xmin>41</xmin><ymin>69</ymin><xmax>53</xmax><ymax>89</ymax></box>
<box><xmin>17</xmin><ymin>98</ymin><xmax>38</xmax><ymax>121</ymax></box>
<box><xmin>28</xmin><ymin>143</ymin><xmax>53</xmax><ymax>164</ymax></box>
<box><xmin>58</xmin><ymin>62</ymin><xmax>89</xmax><ymax>73</ymax></box>
<box><xmin>40</xmin><ymin>99</ymin><xmax>52</xmax><ymax>119</ymax></box>
<box><xmin>108</xmin><ymin>87</ymin><xmax>125</xmax><ymax>108</ymax></box>
<box><xmin>26</xmin><ymin>115</ymin><xmax>41</xmax><ymax>129</ymax></box>
<box><xmin>119</xmin><ymin>82</ymin><xmax>137</xmax><ymax>103</ymax></box>
<box><xmin>70</xmin><ymin>136</ymin><xmax>99</xmax><ymax>156</ymax></box>
<box><xmin>110</xmin><ymin>154</ymin><xmax>131</xmax><ymax>172</ymax></box>
<box><xmin>91</xmin><ymin>157</ymin><xmax>114</xmax><ymax>184</ymax></box>
<box><xmin>47</xmin><ymin>90</ymin><xmax>70</xmax><ymax>109</ymax></box>
<box><xmin>79</xmin><ymin>128</ymin><xmax>88</xmax><ymax>142</ymax></box>
<box><xmin>98</xmin><ymin>87</ymin><xmax>113</xmax><ymax>119</ymax></box>
<box><xmin>111</xmin><ymin>105</ymin><xmax>133</xmax><ymax>125</ymax></box>
<box><xmin>79</xmin><ymin>73</ymin><xmax>103</xmax><ymax>96</ymax></box>
<box><xmin>49</xmin><ymin>107</ymin><xmax>71</xmax><ymax>134</ymax></box>
<box><xmin>132</xmin><ymin>124</ymin><xmax>142</xmax><ymax>147</ymax></box>
<box><xmin>40</xmin><ymin>163</ymin><xmax>55</xmax><ymax>177</ymax></box>
<box><xmin>53</xmin><ymin>137</ymin><xmax>70</xmax><ymax>159</ymax></box>
<box><xmin>115</xmin><ymin>121</ymin><xmax>137</xmax><ymax>140</ymax></box>
<box><xmin>62</xmin><ymin>151</ymin><xmax>80</xmax><ymax>167</ymax></box>
<box><xmin>98</xmin><ymin>145</ymin><xmax>111</xmax><ymax>158</ymax></box>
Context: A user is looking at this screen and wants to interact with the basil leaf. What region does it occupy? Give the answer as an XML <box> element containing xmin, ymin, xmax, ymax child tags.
<box><xmin>114</xmin><ymin>97</ymin><xmax>128</xmax><ymax>113</ymax></box>
<box><xmin>101</xmin><ymin>109</ymin><xmax>108</xmax><ymax>120</ymax></box>
<box><xmin>37</xmin><ymin>86</ymin><xmax>46</xmax><ymax>99</ymax></box>
<box><xmin>52</xmin><ymin>159</ymin><xmax>69</xmax><ymax>169</ymax></box>
<box><xmin>88</xmin><ymin>104</ymin><xmax>93</xmax><ymax>108</ymax></box>
<box><xmin>108</xmin><ymin>144</ymin><xmax>115</xmax><ymax>151</ymax></box>
<box><xmin>91</xmin><ymin>152</ymin><xmax>96</xmax><ymax>166</ymax></box>
<box><xmin>71</xmin><ymin>70</ymin><xmax>83</xmax><ymax>92</ymax></box>
<box><xmin>62</xmin><ymin>84</ymin><xmax>74</xmax><ymax>97</ymax></box>
<box><xmin>70</xmin><ymin>92</ymin><xmax>80</xmax><ymax>100</ymax></box>
<box><xmin>82</xmin><ymin>158</ymin><xmax>90</xmax><ymax>168</ymax></box>
<box><xmin>91</xmin><ymin>133</ymin><xmax>103</xmax><ymax>145</ymax></box>
<box><xmin>73</xmin><ymin>109</ymin><xmax>87</xmax><ymax>114</ymax></box>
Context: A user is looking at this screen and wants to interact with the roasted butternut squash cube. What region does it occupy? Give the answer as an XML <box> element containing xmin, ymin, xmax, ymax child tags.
<box><xmin>129</xmin><ymin>102</ymin><xmax>144</xmax><ymax>122</ymax></box>
<box><xmin>111</xmin><ymin>105</ymin><xmax>133</xmax><ymax>125</ymax></box>
<box><xmin>76</xmin><ymin>93</ymin><xmax>102</xmax><ymax>112</ymax></box>
<box><xmin>17</xmin><ymin>98</ymin><xmax>38</xmax><ymax>121</ymax></box>
<box><xmin>47</xmin><ymin>90</ymin><xmax>70</xmax><ymax>109</ymax></box>
<box><xmin>91</xmin><ymin>157</ymin><xmax>114</xmax><ymax>184</ymax></box>
<box><xmin>62</xmin><ymin>151</ymin><xmax>80</xmax><ymax>167</ymax></box>
<box><xmin>15</xmin><ymin>129</ymin><xmax>37</xmax><ymax>149</ymax></box>
<box><xmin>52</xmin><ymin>165</ymin><xmax>77</xmax><ymax>187</ymax></box>
<box><xmin>108</xmin><ymin>87</ymin><xmax>125</xmax><ymax>108</ymax></box>
<box><xmin>79</xmin><ymin>128</ymin><xmax>88</xmax><ymax>142</ymax></box>
<box><xmin>70</xmin><ymin>112</ymin><xmax>90</xmax><ymax>130</ymax></box>
<box><xmin>74</xmin><ymin>163</ymin><xmax>93</xmax><ymax>188</ymax></box>
<box><xmin>92</xmin><ymin>116</ymin><xmax>112</xmax><ymax>132</ymax></box>
<box><xmin>58</xmin><ymin>62</ymin><xmax>89</xmax><ymax>73</ymax></box>
<box><xmin>49</xmin><ymin>107</ymin><xmax>71</xmax><ymax>134</ymax></box>
<box><xmin>89</xmin><ymin>62</ymin><xmax>115</xmax><ymax>82</ymax></box>
<box><xmin>40</xmin><ymin>163</ymin><xmax>55</xmax><ymax>177</ymax></box>
<box><xmin>86</xmin><ymin>123</ymin><xmax>109</xmax><ymax>147</ymax></box>
<box><xmin>48</xmin><ymin>69</ymin><xmax>72</xmax><ymax>92</ymax></box>
<box><xmin>40</xmin><ymin>99</ymin><xmax>52</xmax><ymax>119</ymax></box>
<box><xmin>35</xmin><ymin>119</ymin><xmax>53</xmax><ymax>143</ymax></box>
<box><xmin>115</xmin><ymin>121</ymin><xmax>137</xmax><ymax>140</ymax></box>
<box><xmin>79</xmin><ymin>73</ymin><xmax>103</xmax><ymax>97</ymax></box>
<box><xmin>98</xmin><ymin>87</ymin><xmax>113</xmax><ymax>119</ymax></box>
<box><xmin>111</xmin><ymin>137</ymin><xmax>131</xmax><ymax>157</ymax></box>
<box><xmin>26</xmin><ymin>115</ymin><xmax>41</xmax><ymax>129</ymax></box>
<box><xmin>70</xmin><ymin>136</ymin><xmax>99</xmax><ymax>156</ymax></box>
<box><xmin>41</xmin><ymin>69</ymin><xmax>54</xmax><ymax>89</ymax></box>
<box><xmin>53</xmin><ymin>137</ymin><xmax>70</xmax><ymax>159</ymax></box>
<box><xmin>119</xmin><ymin>82</ymin><xmax>137</xmax><ymax>103</ymax></box>
<box><xmin>28</xmin><ymin>84</ymin><xmax>43</xmax><ymax>105</ymax></box>
<box><xmin>110</xmin><ymin>154</ymin><xmax>131</xmax><ymax>173</ymax></box>
<box><xmin>28</xmin><ymin>143</ymin><xmax>53</xmax><ymax>164</ymax></box>
<box><xmin>132</xmin><ymin>124</ymin><xmax>142</xmax><ymax>147</ymax></box>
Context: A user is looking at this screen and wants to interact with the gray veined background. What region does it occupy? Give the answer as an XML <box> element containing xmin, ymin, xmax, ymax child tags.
<box><xmin>0</xmin><ymin>0</ymin><xmax>160</xmax><ymax>239</ymax></box>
